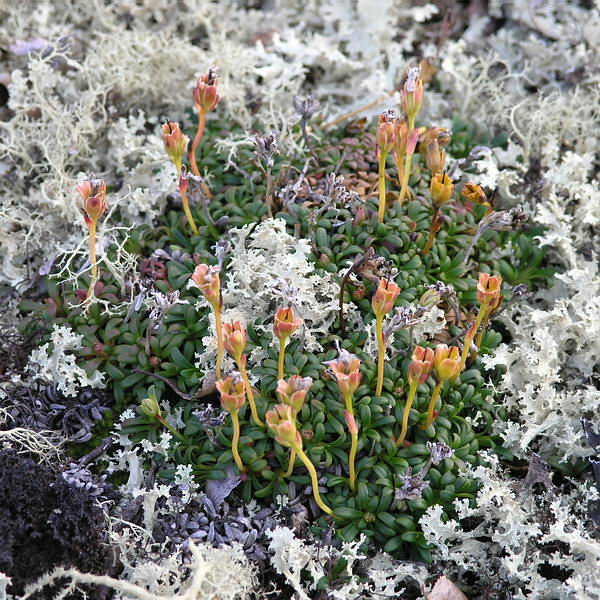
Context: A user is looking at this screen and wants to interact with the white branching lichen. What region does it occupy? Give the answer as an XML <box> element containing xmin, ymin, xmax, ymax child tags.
<box><xmin>27</xmin><ymin>324</ymin><xmax>105</xmax><ymax>397</ymax></box>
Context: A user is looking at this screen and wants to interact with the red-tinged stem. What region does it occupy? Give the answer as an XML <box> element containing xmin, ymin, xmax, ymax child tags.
<box><xmin>421</xmin><ymin>205</ymin><xmax>440</xmax><ymax>256</ymax></box>
<box><xmin>375</xmin><ymin>313</ymin><xmax>385</xmax><ymax>396</ymax></box>
<box><xmin>189</xmin><ymin>110</ymin><xmax>206</xmax><ymax>177</ymax></box>
<box><xmin>378</xmin><ymin>152</ymin><xmax>388</xmax><ymax>224</ymax></box>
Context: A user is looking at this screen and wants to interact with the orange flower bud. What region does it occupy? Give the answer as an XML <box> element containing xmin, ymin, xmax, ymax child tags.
<box><xmin>223</xmin><ymin>321</ymin><xmax>247</xmax><ymax>362</ymax></box>
<box><xmin>400</xmin><ymin>66</ymin><xmax>424</xmax><ymax>121</ymax></box>
<box><xmin>162</xmin><ymin>121</ymin><xmax>188</xmax><ymax>170</ymax></box>
<box><xmin>393</xmin><ymin>118</ymin><xmax>409</xmax><ymax>157</ymax></box>
<box><xmin>325</xmin><ymin>349</ymin><xmax>362</xmax><ymax>396</ymax></box>
<box><xmin>266</xmin><ymin>404</ymin><xmax>301</xmax><ymax>448</ymax></box>
<box><xmin>276</xmin><ymin>375</ymin><xmax>313</xmax><ymax>415</ymax></box>
<box><xmin>423</xmin><ymin>140</ymin><xmax>446</xmax><ymax>175</ymax></box>
<box><xmin>476</xmin><ymin>273</ymin><xmax>502</xmax><ymax>311</ymax></box>
<box><xmin>191</xmin><ymin>264</ymin><xmax>221</xmax><ymax>307</ymax></box>
<box><xmin>344</xmin><ymin>410</ymin><xmax>358</xmax><ymax>435</ymax></box>
<box><xmin>193</xmin><ymin>67</ymin><xmax>220</xmax><ymax>113</ymax></box>
<box><xmin>77</xmin><ymin>177</ymin><xmax>107</xmax><ymax>226</ymax></box>
<box><xmin>461</xmin><ymin>182</ymin><xmax>489</xmax><ymax>206</ymax></box>
<box><xmin>376</xmin><ymin>112</ymin><xmax>397</xmax><ymax>155</ymax></box>
<box><xmin>430</xmin><ymin>173</ymin><xmax>454</xmax><ymax>206</ymax></box>
<box><xmin>371</xmin><ymin>277</ymin><xmax>401</xmax><ymax>318</ymax></box>
<box><xmin>216</xmin><ymin>373</ymin><xmax>245</xmax><ymax>413</ymax></box>
<box><xmin>407</xmin><ymin>346</ymin><xmax>434</xmax><ymax>385</ymax></box>
<box><xmin>273</xmin><ymin>307</ymin><xmax>302</xmax><ymax>342</ymax></box>
<box><xmin>433</xmin><ymin>344</ymin><xmax>461</xmax><ymax>381</ymax></box>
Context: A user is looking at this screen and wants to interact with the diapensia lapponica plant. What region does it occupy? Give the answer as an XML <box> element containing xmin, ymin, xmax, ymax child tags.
<box><xmin>28</xmin><ymin>62</ymin><xmax>549</xmax><ymax>559</ymax></box>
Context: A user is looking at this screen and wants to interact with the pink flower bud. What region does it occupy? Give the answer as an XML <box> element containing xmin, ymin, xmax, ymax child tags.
<box><xmin>191</xmin><ymin>264</ymin><xmax>221</xmax><ymax>307</ymax></box>
<box><xmin>276</xmin><ymin>375</ymin><xmax>313</xmax><ymax>415</ymax></box>
<box><xmin>344</xmin><ymin>410</ymin><xmax>358</xmax><ymax>435</ymax></box>
<box><xmin>400</xmin><ymin>66</ymin><xmax>424</xmax><ymax>120</ymax></box>
<box><xmin>193</xmin><ymin>67</ymin><xmax>220</xmax><ymax>113</ymax></box>
<box><xmin>223</xmin><ymin>321</ymin><xmax>247</xmax><ymax>362</ymax></box>
<box><xmin>216</xmin><ymin>373</ymin><xmax>245</xmax><ymax>413</ymax></box>
<box><xmin>162</xmin><ymin>121</ymin><xmax>188</xmax><ymax>170</ymax></box>
<box><xmin>406</xmin><ymin>128</ymin><xmax>419</xmax><ymax>155</ymax></box>
<box><xmin>407</xmin><ymin>346</ymin><xmax>434</xmax><ymax>385</ymax></box>
<box><xmin>371</xmin><ymin>277</ymin><xmax>401</xmax><ymax>318</ymax></box>
<box><xmin>325</xmin><ymin>349</ymin><xmax>362</xmax><ymax>397</ymax></box>
<box><xmin>273</xmin><ymin>307</ymin><xmax>303</xmax><ymax>342</ymax></box>
<box><xmin>376</xmin><ymin>118</ymin><xmax>396</xmax><ymax>156</ymax></box>
<box><xmin>266</xmin><ymin>404</ymin><xmax>301</xmax><ymax>448</ymax></box>
<box><xmin>77</xmin><ymin>177</ymin><xmax>107</xmax><ymax>226</ymax></box>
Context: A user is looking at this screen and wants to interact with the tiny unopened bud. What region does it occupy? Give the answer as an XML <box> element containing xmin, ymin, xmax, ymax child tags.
<box><xmin>406</xmin><ymin>129</ymin><xmax>419</xmax><ymax>155</ymax></box>
<box><xmin>344</xmin><ymin>410</ymin><xmax>359</xmax><ymax>435</ymax></box>
<box><xmin>140</xmin><ymin>391</ymin><xmax>161</xmax><ymax>418</ymax></box>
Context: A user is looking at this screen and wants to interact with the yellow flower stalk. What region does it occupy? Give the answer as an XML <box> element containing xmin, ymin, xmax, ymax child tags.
<box><xmin>162</xmin><ymin>120</ymin><xmax>198</xmax><ymax>235</ymax></box>
<box><xmin>371</xmin><ymin>277</ymin><xmax>401</xmax><ymax>396</ymax></box>
<box><xmin>325</xmin><ymin>349</ymin><xmax>362</xmax><ymax>491</ymax></box>
<box><xmin>191</xmin><ymin>263</ymin><xmax>224</xmax><ymax>379</ymax></box>
<box><xmin>267</xmin><ymin>404</ymin><xmax>334</xmax><ymax>516</ymax></box>
<box><xmin>420</xmin><ymin>345</ymin><xmax>461</xmax><ymax>430</ymax></box>
<box><xmin>458</xmin><ymin>273</ymin><xmax>503</xmax><ymax>372</ymax></box>
<box><xmin>223</xmin><ymin>321</ymin><xmax>264</xmax><ymax>427</ymax></box>
<box><xmin>273</xmin><ymin>306</ymin><xmax>303</xmax><ymax>380</ymax></box>
<box><xmin>396</xmin><ymin>346</ymin><xmax>433</xmax><ymax>447</ymax></box>
<box><xmin>217</xmin><ymin>374</ymin><xmax>247</xmax><ymax>474</ymax></box>
<box><xmin>276</xmin><ymin>376</ymin><xmax>313</xmax><ymax>477</ymax></box>
<box><xmin>76</xmin><ymin>177</ymin><xmax>108</xmax><ymax>304</ymax></box>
